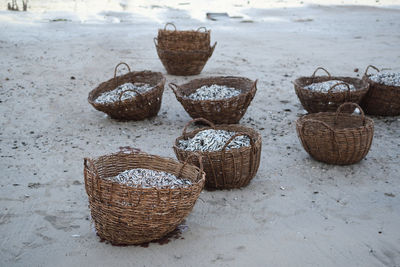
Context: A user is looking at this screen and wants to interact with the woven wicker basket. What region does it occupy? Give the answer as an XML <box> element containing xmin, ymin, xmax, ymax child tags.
<box><xmin>174</xmin><ymin>118</ymin><xmax>262</xmax><ymax>190</ymax></box>
<box><xmin>157</xmin><ymin>23</ymin><xmax>211</xmax><ymax>51</ymax></box>
<box><xmin>361</xmin><ymin>65</ymin><xmax>400</xmax><ymax>116</ymax></box>
<box><xmin>88</xmin><ymin>62</ymin><xmax>166</xmax><ymax>120</ymax></box>
<box><xmin>84</xmin><ymin>151</ymin><xmax>205</xmax><ymax>245</ymax></box>
<box><xmin>169</xmin><ymin>76</ymin><xmax>258</xmax><ymax>124</ymax></box>
<box><xmin>294</xmin><ymin>67</ymin><xmax>369</xmax><ymax>113</ymax></box>
<box><xmin>296</xmin><ymin>103</ymin><xmax>374</xmax><ymax>165</ymax></box>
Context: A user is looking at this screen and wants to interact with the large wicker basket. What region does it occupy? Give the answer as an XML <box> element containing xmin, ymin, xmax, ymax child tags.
<box><xmin>88</xmin><ymin>62</ymin><xmax>166</xmax><ymax>120</ymax></box>
<box><xmin>169</xmin><ymin>76</ymin><xmax>258</xmax><ymax>124</ymax></box>
<box><xmin>296</xmin><ymin>103</ymin><xmax>374</xmax><ymax>165</ymax></box>
<box><xmin>361</xmin><ymin>65</ymin><xmax>400</xmax><ymax>116</ymax></box>
<box><xmin>84</xmin><ymin>151</ymin><xmax>205</xmax><ymax>245</ymax></box>
<box><xmin>294</xmin><ymin>67</ymin><xmax>369</xmax><ymax>113</ymax></box>
<box><xmin>174</xmin><ymin>118</ymin><xmax>262</xmax><ymax>190</ymax></box>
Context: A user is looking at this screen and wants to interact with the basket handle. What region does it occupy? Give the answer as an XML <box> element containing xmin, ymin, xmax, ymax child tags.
<box><xmin>209</xmin><ymin>42</ymin><xmax>217</xmax><ymax>57</ymax></box>
<box><xmin>196</xmin><ymin>26</ymin><xmax>207</xmax><ymax>32</ymax></box>
<box><xmin>311</xmin><ymin>67</ymin><xmax>331</xmax><ymax>78</ymax></box>
<box><xmin>244</xmin><ymin>79</ymin><xmax>258</xmax><ymax>105</ymax></box>
<box><xmin>118</xmin><ymin>89</ymin><xmax>144</xmax><ymax>103</ymax></box>
<box><xmin>182</xmin><ymin>118</ymin><xmax>216</xmax><ymax>137</ymax></box>
<box><xmin>177</xmin><ymin>153</ymin><xmax>203</xmax><ymax>179</ymax></box>
<box><xmin>364</xmin><ymin>65</ymin><xmax>380</xmax><ymax>76</ymax></box>
<box><xmin>327</xmin><ymin>82</ymin><xmax>352</xmax><ymax>102</ymax></box>
<box><xmin>114</xmin><ymin>62</ymin><xmax>131</xmax><ymax>79</ymax></box>
<box><xmin>334</xmin><ymin>102</ymin><xmax>365</xmax><ymax>125</ymax></box>
<box><xmin>221</xmin><ymin>132</ymin><xmax>255</xmax><ymax>154</ymax></box>
<box><xmin>153</xmin><ymin>37</ymin><xmax>158</xmax><ymax>47</ymax></box>
<box><xmin>164</xmin><ymin>22</ymin><xmax>176</xmax><ymax>31</ymax></box>
<box><xmin>168</xmin><ymin>82</ymin><xmax>181</xmax><ymax>95</ymax></box>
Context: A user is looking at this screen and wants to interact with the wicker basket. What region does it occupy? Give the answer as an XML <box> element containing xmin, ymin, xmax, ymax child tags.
<box><xmin>174</xmin><ymin>118</ymin><xmax>262</xmax><ymax>190</ymax></box>
<box><xmin>88</xmin><ymin>62</ymin><xmax>166</xmax><ymax>120</ymax></box>
<box><xmin>296</xmin><ymin>103</ymin><xmax>374</xmax><ymax>165</ymax></box>
<box><xmin>361</xmin><ymin>65</ymin><xmax>400</xmax><ymax>116</ymax></box>
<box><xmin>157</xmin><ymin>23</ymin><xmax>211</xmax><ymax>51</ymax></box>
<box><xmin>84</xmin><ymin>151</ymin><xmax>205</xmax><ymax>245</ymax></box>
<box><xmin>294</xmin><ymin>67</ymin><xmax>369</xmax><ymax>113</ymax></box>
<box><xmin>169</xmin><ymin>76</ymin><xmax>258</xmax><ymax>124</ymax></box>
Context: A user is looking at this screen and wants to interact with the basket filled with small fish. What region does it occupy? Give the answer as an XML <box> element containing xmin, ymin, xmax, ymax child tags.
<box><xmin>173</xmin><ymin>118</ymin><xmax>262</xmax><ymax>190</ymax></box>
<box><xmin>361</xmin><ymin>65</ymin><xmax>400</xmax><ymax>116</ymax></box>
<box><xmin>296</xmin><ymin>103</ymin><xmax>374</xmax><ymax>165</ymax></box>
<box><xmin>294</xmin><ymin>67</ymin><xmax>369</xmax><ymax>113</ymax></box>
<box><xmin>83</xmin><ymin>150</ymin><xmax>205</xmax><ymax>245</ymax></box>
<box><xmin>88</xmin><ymin>62</ymin><xmax>166</xmax><ymax>120</ymax></box>
<box><xmin>154</xmin><ymin>23</ymin><xmax>217</xmax><ymax>76</ymax></box>
<box><xmin>169</xmin><ymin>76</ymin><xmax>258</xmax><ymax>124</ymax></box>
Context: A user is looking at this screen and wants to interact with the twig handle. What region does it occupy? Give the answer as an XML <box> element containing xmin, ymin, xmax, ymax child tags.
<box><xmin>311</xmin><ymin>67</ymin><xmax>331</xmax><ymax>79</ymax></box>
<box><xmin>164</xmin><ymin>22</ymin><xmax>176</xmax><ymax>31</ymax></box>
<box><xmin>221</xmin><ymin>132</ymin><xmax>254</xmax><ymax>154</ymax></box>
<box><xmin>118</xmin><ymin>89</ymin><xmax>144</xmax><ymax>103</ymax></box>
<box><xmin>153</xmin><ymin>37</ymin><xmax>158</xmax><ymax>47</ymax></box>
<box><xmin>335</xmin><ymin>102</ymin><xmax>365</xmax><ymax>125</ymax></box>
<box><xmin>178</xmin><ymin>153</ymin><xmax>204</xmax><ymax>179</ymax></box>
<box><xmin>196</xmin><ymin>26</ymin><xmax>207</xmax><ymax>32</ymax></box>
<box><xmin>114</xmin><ymin>62</ymin><xmax>131</xmax><ymax>79</ymax></box>
<box><xmin>168</xmin><ymin>82</ymin><xmax>180</xmax><ymax>94</ymax></box>
<box><xmin>327</xmin><ymin>82</ymin><xmax>352</xmax><ymax>102</ymax></box>
<box><xmin>364</xmin><ymin>65</ymin><xmax>380</xmax><ymax>77</ymax></box>
<box><xmin>209</xmin><ymin>42</ymin><xmax>217</xmax><ymax>57</ymax></box>
<box><xmin>182</xmin><ymin>118</ymin><xmax>215</xmax><ymax>137</ymax></box>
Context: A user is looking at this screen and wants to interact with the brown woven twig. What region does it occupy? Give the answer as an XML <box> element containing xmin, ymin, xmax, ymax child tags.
<box><xmin>169</xmin><ymin>76</ymin><xmax>258</xmax><ymax>124</ymax></box>
<box><xmin>88</xmin><ymin>62</ymin><xmax>166</xmax><ymax>120</ymax></box>
<box><xmin>83</xmin><ymin>151</ymin><xmax>205</xmax><ymax>245</ymax></box>
<box><xmin>294</xmin><ymin>67</ymin><xmax>369</xmax><ymax>113</ymax></box>
<box><xmin>296</xmin><ymin>103</ymin><xmax>374</xmax><ymax>165</ymax></box>
<box><xmin>361</xmin><ymin>65</ymin><xmax>400</xmax><ymax>116</ymax></box>
<box><xmin>174</xmin><ymin>118</ymin><xmax>262</xmax><ymax>189</ymax></box>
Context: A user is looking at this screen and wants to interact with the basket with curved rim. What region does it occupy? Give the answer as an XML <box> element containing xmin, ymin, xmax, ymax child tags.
<box><xmin>294</xmin><ymin>67</ymin><xmax>369</xmax><ymax>113</ymax></box>
<box><xmin>157</xmin><ymin>23</ymin><xmax>211</xmax><ymax>51</ymax></box>
<box><xmin>88</xmin><ymin>62</ymin><xmax>166</xmax><ymax>120</ymax></box>
<box><xmin>296</xmin><ymin>103</ymin><xmax>374</xmax><ymax>165</ymax></box>
<box><xmin>83</xmin><ymin>151</ymin><xmax>205</xmax><ymax>245</ymax></box>
<box><xmin>169</xmin><ymin>76</ymin><xmax>258</xmax><ymax>124</ymax></box>
<box><xmin>155</xmin><ymin>40</ymin><xmax>216</xmax><ymax>76</ymax></box>
<box><xmin>173</xmin><ymin>118</ymin><xmax>262</xmax><ymax>190</ymax></box>
<box><xmin>361</xmin><ymin>65</ymin><xmax>400</xmax><ymax>116</ymax></box>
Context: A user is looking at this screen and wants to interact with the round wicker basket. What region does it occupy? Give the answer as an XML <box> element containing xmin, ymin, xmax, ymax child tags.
<box><xmin>174</xmin><ymin>118</ymin><xmax>262</xmax><ymax>190</ymax></box>
<box><xmin>84</xmin><ymin>151</ymin><xmax>205</xmax><ymax>245</ymax></box>
<box><xmin>296</xmin><ymin>103</ymin><xmax>374</xmax><ymax>165</ymax></box>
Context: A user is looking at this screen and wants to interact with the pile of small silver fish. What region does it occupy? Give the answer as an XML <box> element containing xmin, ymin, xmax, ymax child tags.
<box><xmin>178</xmin><ymin>129</ymin><xmax>251</xmax><ymax>152</ymax></box>
<box><xmin>369</xmin><ymin>72</ymin><xmax>400</xmax><ymax>87</ymax></box>
<box><xmin>186</xmin><ymin>84</ymin><xmax>241</xmax><ymax>101</ymax></box>
<box><xmin>304</xmin><ymin>80</ymin><xmax>356</xmax><ymax>92</ymax></box>
<box><xmin>94</xmin><ymin>82</ymin><xmax>153</xmax><ymax>104</ymax></box>
<box><xmin>105</xmin><ymin>168</ymin><xmax>192</xmax><ymax>189</ymax></box>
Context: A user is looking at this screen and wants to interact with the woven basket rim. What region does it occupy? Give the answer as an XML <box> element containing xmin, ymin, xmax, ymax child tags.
<box><xmin>174</xmin><ymin>124</ymin><xmax>262</xmax><ymax>156</ymax></box>
<box><xmin>171</xmin><ymin>76</ymin><xmax>257</xmax><ymax>104</ymax></box>
<box><xmin>293</xmin><ymin>76</ymin><xmax>369</xmax><ymax>96</ymax></box>
<box><xmin>155</xmin><ymin>44</ymin><xmax>215</xmax><ymax>54</ymax></box>
<box><xmin>363</xmin><ymin>74</ymin><xmax>400</xmax><ymax>90</ymax></box>
<box><xmin>296</xmin><ymin>112</ymin><xmax>374</xmax><ymax>132</ymax></box>
<box><xmin>88</xmin><ymin>70</ymin><xmax>165</xmax><ymax>107</ymax></box>
<box><xmin>87</xmin><ymin>151</ymin><xmax>206</xmax><ymax>191</ymax></box>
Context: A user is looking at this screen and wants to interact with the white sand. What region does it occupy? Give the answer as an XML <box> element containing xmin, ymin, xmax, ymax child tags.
<box><xmin>0</xmin><ymin>2</ymin><xmax>400</xmax><ymax>267</ymax></box>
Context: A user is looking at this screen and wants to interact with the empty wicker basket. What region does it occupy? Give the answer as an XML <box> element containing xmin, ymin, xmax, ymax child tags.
<box><xmin>174</xmin><ymin>118</ymin><xmax>262</xmax><ymax>190</ymax></box>
<box><xmin>294</xmin><ymin>67</ymin><xmax>369</xmax><ymax>113</ymax></box>
<box><xmin>88</xmin><ymin>62</ymin><xmax>166</xmax><ymax>120</ymax></box>
<box><xmin>169</xmin><ymin>76</ymin><xmax>258</xmax><ymax>124</ymax></box>
<box><xmin>154</xmin><ymin>23</ymin><xmax>217</xmax><ymax>76</ymax></box>
<box><xmin>84</xmin><ymin>151</ymin><xmax>205</xmax><ymax>245</ymax></box>
<box><xmin>296</xmin><ymin>103</ymin><xmax>374</xmax><ymax>165</ymax></box>
<box><xmin>361</xmin><ymin>65</ymin><xmax>400</xmax><ymax>116</ymax></box>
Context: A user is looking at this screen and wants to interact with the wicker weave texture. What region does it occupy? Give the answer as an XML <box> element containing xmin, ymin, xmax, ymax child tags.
<box><xmin>84</xmin><ymin>151</ymin><xmax>205</xmax><ymax>245</ymax></box>
<box><xmin>361</xmin><ymin>65</ymin><xmax>400</xmax><ymax>116</ymax></box>
<box><xmin>294</xmin><ymin>67</ymin><xmax>369</xmax><ymax>113</ymax></box>
<box><xmin>174</xmin><ymin>118</ymin><xmax>262</xmax><ymax>190</ymax></box>
<box><xmin>88</xmin><ymin>63</ymin><xmax>166</xmax><ymax>120</ymax></box>
<box><xmin>296</xmin><ymin>103</ymin><xmax>374</xmax><ymax>165</ymax></box>
<box><xmin>170</xmin><ymin>76</ymin><xmax>257</xmax><ymax>124</ymax></box>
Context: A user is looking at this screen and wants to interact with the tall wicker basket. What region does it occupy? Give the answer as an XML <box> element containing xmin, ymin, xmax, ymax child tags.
<box><xmin>88</xmin><ymin>62</ymin><xmax>166</xmax><ymax>120</ymax></box>
<box><xmin>174</xmin><ymin>118</ymin><xmax>262</xmax><ymax>190</ymax></box>
<box><xmin>294</xmin><ymin>67</ymin><xmax>369</xmax><ymax>113</ymax></box>
<box><xmin>361</xmin><ymin>65</ymin><xmax>400</xmax><ymax>116</ymax></box>
<box><xmin>84</xmin><ymin>151</ymin><xmax>205</xmax><ymax>245</ymax></box>
<box><xmin>169</xmin><ymin>76</ymin><xmax>257</xmax><ymax>124</ymax></box>
<box><xmin>296</xmin><ymin>103</ymin><xmax>374</xmax><ymax>165</ymax></box>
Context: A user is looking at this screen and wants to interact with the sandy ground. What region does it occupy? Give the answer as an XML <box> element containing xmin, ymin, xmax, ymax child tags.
<box><xmin>1</xmin><ymin>3</ymin><xmax>400</xmax><ymax>267</ymax></box>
